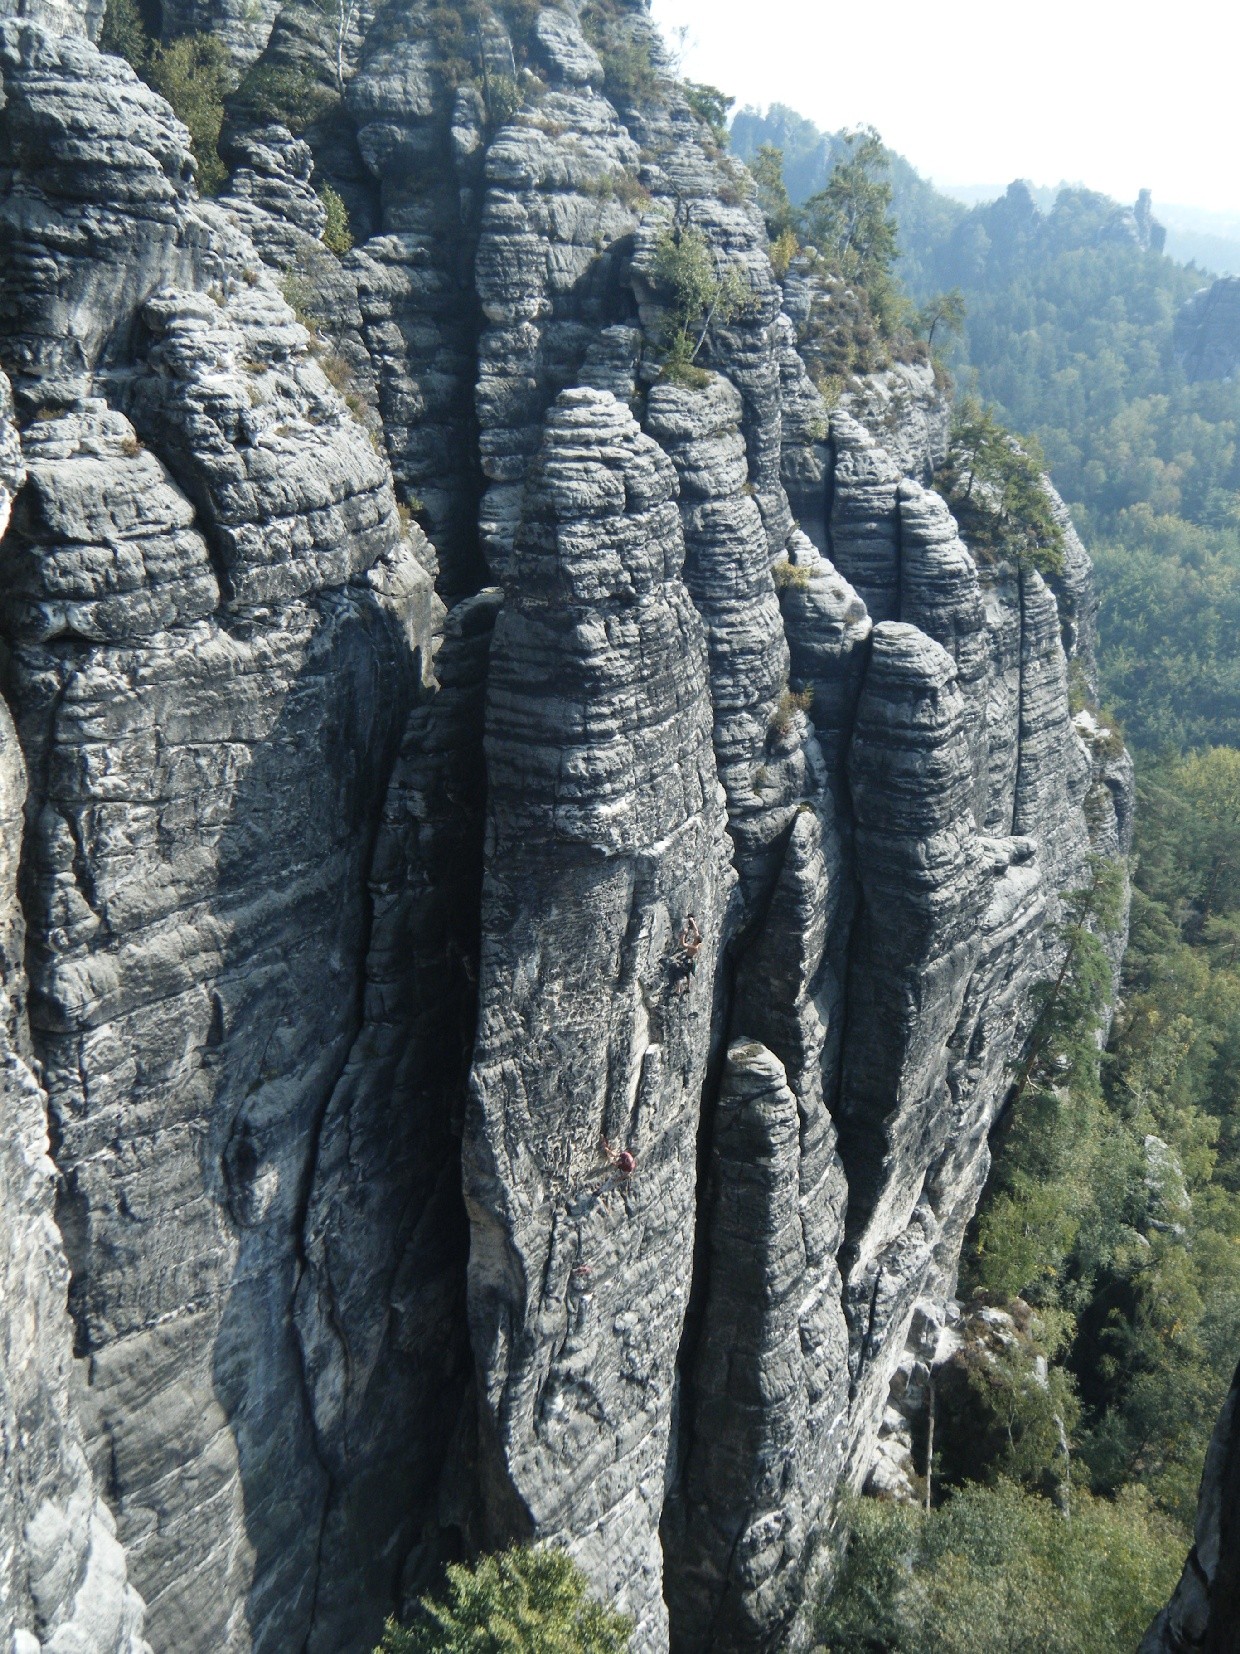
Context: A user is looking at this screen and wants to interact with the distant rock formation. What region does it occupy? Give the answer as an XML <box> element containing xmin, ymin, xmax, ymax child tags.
<box><xmin>1176</xmin><ymin>276</ymin><xmax>1240</xmax><ymax>382</ymax></box>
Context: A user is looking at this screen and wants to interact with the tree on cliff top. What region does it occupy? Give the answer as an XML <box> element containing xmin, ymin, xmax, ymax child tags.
<box><xmin>801</xmin><ymin>127</ymin><xmax>896</xmax><ymax>280</ymax></box>
<box><xmin>799</xmin><ymin>125</ymin><xmax>901</xmax><ymax>331</ymax></box>
<box><xmin>935</xmin><ymin>397</ymin><xmax>1066</xmax><ymax>576</ymax></box>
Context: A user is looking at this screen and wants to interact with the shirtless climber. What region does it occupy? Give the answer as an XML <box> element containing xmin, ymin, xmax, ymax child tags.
<box><xmin>670</xmin><ymin>913</ymin><xmax>703</xmax><ymax>996</ymax></box>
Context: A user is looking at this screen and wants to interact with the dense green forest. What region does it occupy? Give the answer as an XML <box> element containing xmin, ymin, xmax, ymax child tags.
<box><xmin>735</xmin><ymin>105</ymin><xmax>1240</xmax><ymax>754</ymax></box>
<box><xmin>733</xmin><ymin>106</ymin><xmax>1240</xmax><ymax>1648</ymax></box>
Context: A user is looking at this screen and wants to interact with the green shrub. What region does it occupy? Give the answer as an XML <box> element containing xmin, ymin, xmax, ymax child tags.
<box><xmin>750</xmin><ymin>143</ymin><xmax>796</xmax><ymax>241</ymax></box>
<box><xmin>651</xmin><ymin>222</ymin><xmax>748</xmax><ymax>372</ymax></box>
<box><xmin>319</xmin><ymin>184</ymin><xmax>353</xmax><ymax>254</ymax></box>
<box><xmin>816</xmin><ymin>1481</ymin><xmax>1185</xmax><ymax>1654</ymax></box>
<box><xmin>97</xmin><ymin>2</ymin><xmax>233</xmax><ymax>193</ymax></box>
<box><xmin>933</xmin><ymin>1302</ymin><xmax>1079</xmax><ymax>1500</ymax></box>
<box><xmin>798</xmin><ymin>274</ymin><xmax>892</xmax><ymax>384</ymax></box>
<box><xmin>146</xmin><ymin>33</ymin><xmax>234</xmax><ymax>194</ymax></box>
<box><xmin>935</xmin><ymin>396</ymin><xmax>1066</xmax><ymax>576</ymax></box>
<box><xmin>770</xmin><ymin>684</ymin><xmax>814</xmax><ymax>736</ymax></box>
<box><xmin>281</xmin><ymin>270</ymin><xmax>317</xmax><ymax>328</ymax></box>
<box><xmin>99</xmin><ymin>0</ymin><xmax>149</xmax><ymax>70</ymax></box>
<box><xmin>772</xmin><ymin>559</ymin><xmax>813</xmax><ymax>591</ymax></box>
<box><xmin>795</xmin><ymin>126</ymin><xmax>911</xmax><ymax>352</ymax></box>
<box><xmin>962</xmin><ymin>857</ymin><xmax>1126</xmax><ymax>1308</ymax></box>
<box><xmin>918</xmin><ymin>287</ymin><xmax>966</xmax><ymax>351</ymax></box>
<box><xmin>579</xmin><ymin>2</ymin><xmax>659</xmax><ymax>107</ymax></box>
<box><xmin>376</xmin><ymin>1545</ymin><xmax>632</xmax><ymax>1654</ymax></box>
<box><xmin>233</xmin><ymin>60</ymin><xmax>338</xmax><ymax>134</ymax></box>
<box><xmin>484</xmin><ymin>70</ymin><xmax>521</xmax><ymax>128</ymax></box>
<box><xmin>683</xmin><ymin>79</ymin><xmax>733</xmax><ymax>143</ymax></box>
<box><xmin>417</xmin><ymin>0</ymin><xmax>540</xmax><ymax>90</ymax></box>
<box><xmin>770</xmin><ymin>226</ymin><xmax>798</xmax><ymax>278</ymax></box>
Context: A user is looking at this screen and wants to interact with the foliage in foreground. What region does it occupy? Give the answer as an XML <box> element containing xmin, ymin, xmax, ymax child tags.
<box><xmin>815</xmin><ymin>1481</ymin><xmax>1184</xmax><ymax>1654</ymax></box>
<box><xmin>376</xmin><ymin>1545</ymin><xmax>631</xmax><ymax>1654</ymax></box>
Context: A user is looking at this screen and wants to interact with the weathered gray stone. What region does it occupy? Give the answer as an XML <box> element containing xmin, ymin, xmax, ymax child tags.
<box><xmin>464</xmin><ymin>387</ymin><xmax>734</xmax><ymax>1651</ymax></box>
<box><xmin>474</xmin><ymin>85</ymin><xmax>643</xmax><ymax>574</ymax></box>
<box><xmin>0</xmin><ymin>24</ymin><xmax>199</xmax><ymax>404</ymax></box>
<box><xmin>646</xmin><ymin>373</ymin><xmax>812</xmax><ymax>909</ymax></box>
<box><xmin>665</xmin><ymin>1041</ymin><xmax>848</xmax><ymax>1654</ymax></box>
<box><xmin>0</xmin><ymin>370</ymin><xmax>150</xmax><ymax>1653</ymax></box>
<box><xmin>218</xmin><ymin>126</ymin><xmax>329</xmax><ymax>260</ymax></box>
<box><xmin>838</xmin><ymin>359</ymin><xmax>951</xmax><ymax>484</ymax></box>
<box><xmin>0</xmin><ymin>8</ymin><xmax>1140</xmax><ymax>1652</ymax></box>
<box><xmin>4</xmin><ymin>401</ymin><xmax>220</xmax><ymax>642</ymax></box>
<box><xmin>293</xmin><ymin>585</ymin><xmax>497</xmax><ymax>1650</ymax></box>
<box><xmin>346</xmin><ymin>0</ymin><xmax>491</xmax><ymax>594</ymax></box>
<box><xmin>827</xmin><ymin>409</ymin><xmax>902</xmax><ymax>622</ymax></box>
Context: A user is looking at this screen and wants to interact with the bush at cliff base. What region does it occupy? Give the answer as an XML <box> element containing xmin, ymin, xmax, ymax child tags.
<box><xmin>376</xmin><ymin>1544</ymin><xmax>632</xmax><ymax>1653</ymax></box>
<box><xmin>814</xmin><ymin>1480</ymin><xmax>1185</xmax><ymax>1654</ymax></box>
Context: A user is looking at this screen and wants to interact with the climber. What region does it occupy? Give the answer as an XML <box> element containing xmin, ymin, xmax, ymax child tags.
<box><xmin>599</xmin><ymin>1131</ymin><xmax>637</xmax><ymax>1178</ymax></box>
<box><xmin>669</xmin><ymin>913</ymin><xmax>703</xmax><ymax>996</ymax></box>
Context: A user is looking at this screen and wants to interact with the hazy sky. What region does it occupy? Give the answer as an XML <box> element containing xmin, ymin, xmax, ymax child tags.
<box><xmin>648</xmin><ymin>0</ymin><xmax>1239</xmax><ymax>216</ymax></box>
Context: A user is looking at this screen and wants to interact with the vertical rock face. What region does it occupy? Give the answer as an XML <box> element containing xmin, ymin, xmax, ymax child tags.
<box><xmin>826</xmin><ymin>411</ymin><xmax>902</xmax><ymax>622</ymax></box>
<box><xmin>345</xmin><ymin>0</ymin><xmax>491</xmax><ymax>595</ymax></box>
<box><xmin>665</xmin><ymin>1031</ymin><xmax>848</xmax><ymax>1654</ymax></box>
<box><xmin>841</xmin><ymin>623</ymin><xmax>988</xmax><ymax>1263</ymax></box>
<box><xmin>464</xmin><ymin>387</ymin><xmax>733</xmax><ymax>1649</ymax></box>
<box><xmin>473</xmin><ymin>41</ymin><xmax>642</xmax><ymax>574</ymax></box>
<box><xmin>0</xmin><ymin>20</ymin><xmax>442</xmax><ymax>1654</ymax></box>
<box><xmin>0</xmin><ymin>4</ymin><xmax>1137</xmax><ymax>1653</ymax></box>
<box><xmin>0</xmin><ymin>719</ymin><xmax>151</xmax><ymax>1654</ymax></box>
<box><xmin>0</xmin><ymin>374</ymin><xmax>150</xmax><ymax>1654</ymax></box>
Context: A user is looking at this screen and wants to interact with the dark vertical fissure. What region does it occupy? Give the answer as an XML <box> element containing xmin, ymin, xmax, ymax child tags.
<box><xmin>1010</xmin><ymin>565</ymin><xmax>1026</xmax><ymax>837</ymax></box>
<box><xmin>294</xmin><ymin>624</ymin><xmax>422</xmax><ymax>1654</ymax></box>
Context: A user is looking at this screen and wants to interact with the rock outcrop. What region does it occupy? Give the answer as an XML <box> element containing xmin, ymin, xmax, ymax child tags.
<box><xmin>1175</xmin><ymin>276</ymin><xmax>1240</xmax><ymax>383</ymax></box>
<box><xmin>465</xmin><ymin>387</ymin><xmax>733</xmax><ymax>1651</ymax></box>
<box><xmin>0</xmin><ymin>371</ymin><xmax>151</xmax><ymax>1654</ymax></box>
<box><xmin>1142</xmin><ymin>1361</ymin><xmax>1240</xmax><ymax>1654</ymax></box>
<box><xmin>0</xmin><ymin>3</ymin><xmax>1136</xmax><ymax>1652</ymax></box>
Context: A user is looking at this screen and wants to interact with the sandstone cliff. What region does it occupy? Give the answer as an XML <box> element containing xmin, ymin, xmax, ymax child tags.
<box><xmin>0</xmin><ymin>3</ymin><xmax>1133</xmax><ymax>1651</ymax></box>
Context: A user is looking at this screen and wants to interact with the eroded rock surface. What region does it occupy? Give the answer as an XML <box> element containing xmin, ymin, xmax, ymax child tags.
<box><xmin>465</xmin><ymin>388</ymin><xmax>733</xmax><ymax>1650</ymax></box>
<box><xmin>0</xmin><ymin>372</ymin><xmax>150</xmax><ymax>1654</ymax></box>
<box><xmin>0</xmin><ymin>2</ymin><xmax>1137</xmax><ymax>1651</ymax></box>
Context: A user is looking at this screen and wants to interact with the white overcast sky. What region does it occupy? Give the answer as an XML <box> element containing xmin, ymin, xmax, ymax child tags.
<box><xmin>648</xmin><ymin>0</ymin><xmax>1239</xmax><ymax>216</ymax></box>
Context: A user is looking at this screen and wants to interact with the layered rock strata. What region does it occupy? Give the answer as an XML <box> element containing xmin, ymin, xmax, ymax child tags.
<box><xmin>464</xmin><ymin>387</ymin><xmax>734</xmax><ymax>1649</ymax></box>
<box><xmin>0</xmin><ymin>2</ymin><xmax>1139</xmax><ymax>1652</ymax></box>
